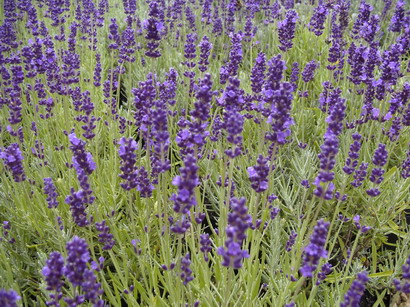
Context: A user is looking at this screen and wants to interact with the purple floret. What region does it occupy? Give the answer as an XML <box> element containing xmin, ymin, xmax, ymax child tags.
<box><xmin>300</xmin><ymin>219</ymin><xmax>329</xmax><ymax>278</ymax></box>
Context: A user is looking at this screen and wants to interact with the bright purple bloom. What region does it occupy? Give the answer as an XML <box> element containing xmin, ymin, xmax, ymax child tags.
<box><xmin>200</xmin><ymin>234</ymin><xmax>212</xmax><ymax>262</ymax></box>
<box><xmin>343</xmin><ymin>133</ymin><xmax>362</xmax><ymax>175</ymax></box>
<box><xmin>44</xmin><ymin>178</ymin><xmax>59</xmax><ymax>208</ymax></box>
<box><xmin>372</xmin><ymin>144</ymin><xmax>388</xmax><ymax>167</ymax></box>
<box><xmin>402</xmin><ymin>146</ymin><xmax>410</xmax><ymax>179</ymax></box>
<box><xmin>347</xmin><ymin>43</ymin><xmax>367</xmax><ymax>85</ymax></box>
<box><xmin>137</xmin><ymin>166</ymin><xmax>154</xmax><ymax>198</ymax></box>
<box><xmin>171</xmin><ymin>154</ymin><xmax>199</xmax><ymax>215</ymax></box>
<box><xmin>95</xmin><ymin>220</ymin><xmax>115</xmax><ymax>250</ymax></box>
<box><xmin>180</xmin><ymin>253</ymin><xmax>194</xmax><ymax>285</ymax></box>
<box><xmin>64</xmin><ymin>236</ymin><xmax>90</xmax><ymax>287</ymax></box>
<box><xmin>317</xmin><ymin>263</ymin><xmax>333</xmax><ymax>284</ymax></box>
<box><xmin>300</xmin><ymin>219</ymin><xmax>329</xmax><ymax>278</ymax></box>
<box><xmin>144</xmin><ymin>1</ymin><xmax>163</xmax><ymax>58</ymax></box>
<box><xmin>302</xmin><ymin>61</ymin><xmax>319</xmax><ymax>83</ymax></box>
<box><xmin>351</xmin><ymin>1</ymin><xmax>373</xmax><ymax>39</ymax></box>
<box><xmin>150</xmin><ymin>99</ymin><xmax>171</xmax><ymax>178</ymax></box>
<box><xmin>290</xmin><ymin>62</ymin><xmax>299</xmax><ymax>91</ymax></box>
<box><xmin>340</xmin><ymin>271</ymin><xmax>369</xmax><ymax>307</ymax></box>
<box><xmin>201</xmin><ymin>0</ymin><xmax>213</xmax><ymax>24</ymax></box>
<box><xmin>278</xmin><ymin>10</ymin><xmax>298</xmax><ymax>52</ymax></box>
<box><xmin>248</xmin><ymin>155</ymin><xmax>270</xmax><ymax>193</ymax></box>
<box><xmin>394</xmin><ymin>253</ymin><xmax>410</xmax><ymax>293</ymax></box>
<box><xmin>93</xmin><ymin>53</ymin><xmax>102</xmax><ymax>87</ymax></box>
<box><xmin>118</xmin><ymin>138</ymin><xmax>138</xmax><ymax>191</ymax></box>
<box><xmin>170</xmin><ymin>154</ymin><xmax>199</xmax><ymax>234</ymax></box>
<box><xmin>351</xmin><ymin>162</ymin><xmax>369</xmax><ymax>188</ymax></box>
<box><xmin>69</xmin><ymin>133</ymin><xmax>96</xmax><ymax>176</ymax></box>
<box><xmin>308</xmin><ymin>4</ymin><xmax>328</xmax><ymax>36</ymax></box>
<box><xmin>220</xmin><ymin>32</ymin><xmax>243</xmax><ymax>84</ymax></box>
<box><xmin>42</xmin><ymin>252</ymin><xmax>64</xmax><ymax>306</ymax></box>
<box><xmin>389</xmin><ymin>0</ymin><xmax>406</xmax><ymax>32</ymax></box>
<box><xmin>380</xmin><ymin>43</ymin><xmax>403</xmax><ymax>87</ymax></box>
<box><xmin>353</xmin><ymin>215</ymin><xmax>371</xmax><ymax>233</ymax></box>
<box><xmin>0</xmin><ymin>289</ymin><xmax>20</xmax><ymax>307</ymax></box>
<box><xmin>218</xmin><ymin>197</ymin><xmax>252</xmax><ymax>269</ymax></box>
<box><xmin>360</xmin><ymin>14</ymin><xmax>380</xmax><ymax>44</ymax></box>
<box><xmin>224</xmin><ymin>109</ymin><xmax>244</xmax><ymax>158</ymax></box>
<box><xmin>0</xmin><ymin>143</ymin><xmax>25</xmax><ymax>182</ymax></box>
<box><xmin>326</xmin><ymin>88</ymin><xmax>346</xmax><ymax>136</ymax></box>
<box><xmin>65</xmin><ymin>188</ymin><xmax>89</xmax><ymax>227</ymax></box>
<box><xmin>64</xmin><ymin>236</ymin><xmax>104</xmax><ymax>306</ymax></box>
<box><xmin>198</xmin><ymin>36</ymin><xmax>212</xmax><ymax>72</ymax></box>
<box><xmin>250</xmin><ymin>52</ymin><xmax>266</xmax><ymax>96</ymax></box>
<box><xmin>285</xmin><ymin>231</ymin><xmax>297</xmax><ymax>252</ymax></box>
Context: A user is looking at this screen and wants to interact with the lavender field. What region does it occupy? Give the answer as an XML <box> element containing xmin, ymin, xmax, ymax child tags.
<box><xmin>1</xmin><ymin>0</ymin><xmax>410</xmax><ymax>306</ymax></box>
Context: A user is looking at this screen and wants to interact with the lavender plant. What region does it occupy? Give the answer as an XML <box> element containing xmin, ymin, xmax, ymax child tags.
<box><xmin>0</xmin><ymin>0</ymin><xmax>410</xmax><ymax>306</ymax></box>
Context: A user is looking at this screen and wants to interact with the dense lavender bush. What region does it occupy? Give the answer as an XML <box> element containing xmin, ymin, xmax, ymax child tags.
<box><xmin>1</xmin><ymin>0</ymin><xmax>409</xmax><ymax>306</ymax></box>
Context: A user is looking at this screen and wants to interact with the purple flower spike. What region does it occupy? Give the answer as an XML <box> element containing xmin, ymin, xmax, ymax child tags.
<box><xmin>65</xmin><ymin>188</ymin><xmax>89</xmax><ymax>227</ymax></box>
<box><xmin>302</xmin><ymin>61</ymin><xmax>319</xmax><ymax>83</ymax></box>
<box><xmin>198</xmin><ymin>36</ymin><xmax>212</xmax><ymax>72</ymax></box>
<box><xmin>394</xmin><ymin>253</ymin><xmax>410</xmax><ymax>293</ymax></box>
<box><xmin>300</xmin><ymin>219</ymin><xmax>329</xmax><ymax>278</ymax></box>
<box><xmin>372</xmin><ymin>144</ymin><xmax>388</xmax><ymax>167</ymax></box>
<box><xmin>180</xmin><ymin>253</ymin><xmax>194</xmax><ymax>285</ymax></box>
<box><xmin>63</xmin><ymin>236</ymin><xmax>104</xmax><ymax>306</ymax></box>
<box><xmin>95</xmin><ymin>220</ymin><xmax>115</xmax><ymax>250</ymax></box>
<box><xmin>118</xmin><ymin>138</ymin><xmax>138</xmax><ymax>191</ymax></box>
<box><xmin>171</xmin><ymin>154</ymin><xmax>199</xmax><ymax>215</ymax></box>
<box><xmin>248</xmin><ymin>155</ymin><xmax>270</xmax><ymax>193</ymax></box>
<box><xmin>278</xmin><ymin>10</ymin><xmax>298</xmax><ymax>52</ymax></box>
<box><xmin>343</xmin><ymin>133</ymin><xmax>362</xmax><ymax>175</ymax></box>
<box><xmin>389</xmin><ymin>0</ymin><xmax>406</xmax><ymax>32</ymax></box>
<box><xmin>285</xmin><ymin>231</ymin><xmax>297</xmax><ymax>252</ymax></box>
<box><xmin>308</xmin><ymin>4</ymin><xmax>328</xmax><ymax>36</ymax></box>
<box><xmin>144</xmin><ymin>0</ymin><xmax>163</xmax><ymax>58</ymax></box>
<box><xmin>42</xmin><ymin>252</ymin><xmax>64</xmax><ymax>306</ymax></box>
<box><xmin>402</xmin><ymin>147</ymin><xmax>410</xmax><ymax>179</ymax></box>
<box><xmin>340</xmin><ymin>271</ymin><xmax>369</xmax><ymax>307</ymax></box>
<box><xmin>64</xmin><ymin>236</ymin><xmax>90</xmax><ymax>287</ymax></box>
<box><xmin>69</xmin><ymin>133</ymin><xmax>96</xmax><ymax>176</ymax></box>
<box><xmin>43</xmin><ymin>178</ymin><xmax>59</xmax><ymax>208</ymax></box>
<box><xmin>0</xmin><ymin>143</ymin><xmax>26</xmax><ymax>182</ymax></box>
<box><xmin>218</xmin><ymin>197</ymin><xmax>252</xmax><ymax>269</ymax></box>
<box><xmin>0</xmin><ymin>289</ymin><xmax>20</xmax><ymax>307</ymax></box>
<box><xmin>200</xmin><ymin>234</ymin><xmax>212</xmax><ymax>262</ymax></box>
<box><xmin>137</xmin><ymin>166</ymin><xmax>154</xmax><ymax>198</ymax></box>
<box><xmin>250</xmin><ymin>52</ymin><xmax>266</xmax><ymax>97</ymax></box>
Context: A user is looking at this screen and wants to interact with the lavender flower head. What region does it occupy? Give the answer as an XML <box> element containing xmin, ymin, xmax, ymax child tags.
<box><xmin>308</xmin><ymin>4</ymin><xmax>328</xmax><ymax>36</ymax></box>
<box><xmin>42</xmin><ymin>252</ymin><xmax>64</xmax><ymax>305</ymax></box>
<box><xmin>218</xmin><ymin>197</ymin><xmax>252</xmax><ymax>269</ymax></box>
<box><xmin>180</xmin><ymin>253</ymin><xmax>194</xmax><ymax>285</ymax></box>
<box><xmin>300</xmin><ymin>219</ymin><xmax>329</xmax><ymax>278</ymax></box>
<box><xmin>69</xmin><ymin>133</ymin><xmax>96</xmax><ymax>176</ymax></box>
<box><xmin>302</xmin><ymin>61</ymin><xmax>319</xmax><ymax>83</ymax></box>
<box><xmin>0</xmin><ymin>143</ymin><xmax>26</xmax><ymax>182</ymax></box>
<box><xmin>200</xmin><ymin>234</ymin><xmax>212</xmax><ymax>262</ymax></box>
<box><xmin>389</xmin><ymin>0</ymin><xmax>406</xmax><ymax>32</ymax></box>
<box><xmin>340</xmin><ymin>271</ymin><xmax>369</xmax><ymax>307</ymax></box>
<box><xmin>118</xmin><ymin>137</ymin><xmax>138</xmax><ymax>191</ymax></box>
<box><xmin>170</xmin><ymin>154</ymin><xmax>199</xmax><ymax>215</ymax></box>
<box><xmin>0</xmin><ymin>289</ymin><xmax>20</xmax><ymax>307</ymax></box>
<box><xmin>372</xmin><ymin>144</ymin><xmax>388</xmax><ymax>167</ymax></box>
<box><xmin>250</xmin><ymin>52</ymin><xmax>266</xmax><ymax>96</ymax></box>
<box><xmin>278</xmin><ymin>10</ymin><xmax>298</xmax><ymax>52</ymax></box>
<box><xmin>64</xmin><ymin>236</ymin><xmax>90</xmax><ymax>287</ymax></box>
<box><xmin>247</xmin><ymin>155</ymin><xmax>270</xmax><ymax>193</ymax></box>
<box><xmin>394</xmin><ymin>253</ymin><xmax>410</xmax><ymax>293</ymax></box>
<box><xmin>44</xmin><ymin>178</ymin><xmax>59</xmax><ymax>208</ymax></box>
